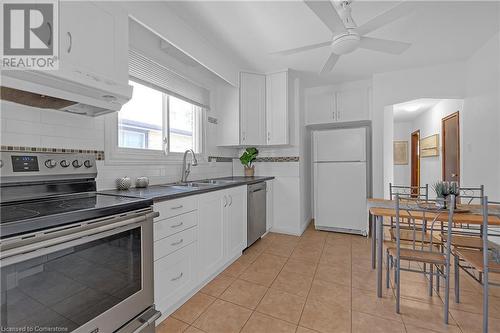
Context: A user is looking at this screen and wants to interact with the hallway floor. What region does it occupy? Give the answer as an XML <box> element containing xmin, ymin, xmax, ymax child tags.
<box><xmin>156</xmin><ymin>225</ymin><xmax>499</xmax><ymax>333</ymax></box>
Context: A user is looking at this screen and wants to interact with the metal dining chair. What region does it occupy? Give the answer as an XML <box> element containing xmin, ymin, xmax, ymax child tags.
<box><xmin>389</xmin><ymin>183</ymin><xmax>429</xmax><ymax>200</ymax></box>
<box><xmin>441</xmin><ymin>186</ymin><xmax>492</xmax><ymax>257</ymax></box>
<box><xmin>453</xmin><ymin>198</ymin><xmax>500</xmax><ymax>333</ymax></box>
<box><xmin>386</xmin><ymin>194</ymin><xmax>455</xmax><ymax>324</ymax></box>
<box><xmin>388</xmin><ymin>184</ymin><xmax>437</xmax><ymax>246</ymax></box>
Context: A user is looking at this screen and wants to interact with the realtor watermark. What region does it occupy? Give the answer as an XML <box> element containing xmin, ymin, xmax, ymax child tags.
<box><xmin>0</xmin><ymin>0</ymin><xmax>59</xmax><ymax>70</ymax></box>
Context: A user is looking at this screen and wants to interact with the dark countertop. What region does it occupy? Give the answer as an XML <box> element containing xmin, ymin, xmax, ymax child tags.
<box><xmin>100</xmin><ymin>176</ymin><xmax>274</xmax><ymax>202</ymax></box>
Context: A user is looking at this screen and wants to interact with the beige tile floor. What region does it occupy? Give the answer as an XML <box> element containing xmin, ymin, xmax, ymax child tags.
<box><xmin>156</xmin><ymin>225</ymin><xmax>500</xmax><ymax>333</ymax></box>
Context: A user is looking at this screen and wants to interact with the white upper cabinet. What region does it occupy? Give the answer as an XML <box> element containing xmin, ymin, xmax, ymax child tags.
<box><xmin>335</xmin><ymin>87</ymin><xmax>370</xmax><ymax>122</ymax></box>
<box><xmin>305</xmin><ymin>92</ymin><xmax>336</xmax><ymax>125</ymax></box>
<box><xmin>240</xmin><ymin>72</ymin><xmax>266</xmax><ymax>145</ymax></box>
<box><xmin>217</xmin><ymin>71</ymin><xmax>290</xmax><ymax>147</ymax></box>
<box><xmin>266</xmin><ymin>71</ymin><xmax>289</xmax><ymax>145</ymax></box>
<box><xmin>59</xmin><ymin>1</ymin><xmax>129</xmax><ymax>85</ymax></box>
<box><xmin>306</xmin><ymin>83</ymin><xmax>371</xmax><ymax>125</ymax></box>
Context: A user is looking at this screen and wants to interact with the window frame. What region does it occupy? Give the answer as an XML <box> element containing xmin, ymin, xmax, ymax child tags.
<box><xmin>105</xmin><ymin>80</ymin><xmax>207</xmax><ymax>165</ymax></box>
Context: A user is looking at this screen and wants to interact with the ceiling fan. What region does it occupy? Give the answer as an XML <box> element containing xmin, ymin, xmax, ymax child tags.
<box><xmin>272</xmin><ymin>0</ymin><xmax>415</xmax><ymax>74</ymax></box>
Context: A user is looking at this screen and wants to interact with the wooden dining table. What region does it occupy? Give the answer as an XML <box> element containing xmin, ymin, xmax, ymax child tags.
<box><xmin>368</xmin><ymin>198</ymin><xmax>500</xmax><ymax>298</ymax></box>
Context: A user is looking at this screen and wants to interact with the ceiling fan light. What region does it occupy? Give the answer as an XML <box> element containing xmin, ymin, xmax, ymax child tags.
<box><xmin>331</xmin><ymin>33</ymin><xmax>360</xmax><ymax>55</ymax></box>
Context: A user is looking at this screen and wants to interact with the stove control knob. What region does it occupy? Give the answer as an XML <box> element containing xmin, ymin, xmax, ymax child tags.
<box><xmin>84</xmin><ymin>160</ymin><xmax>93</xmax><ymax>168</ymax></box>
<box><xmin>45</xmin><ymin>159</ymin><xmax>57</xmax><ymax>168</ymax></box>
<box><xmin>72</xmin><ymin>160</ymin><xmax>82</xmax><ymax>168</ymax></box>
<box><xmin>0</xmin><ymin>160</ymin><xmax>3</xmax><ymax>168</ymax></box>
<box><xmin>60</xmin><ymin>160</ymin><xmax>70</xmax><ymax>168</ymax></box>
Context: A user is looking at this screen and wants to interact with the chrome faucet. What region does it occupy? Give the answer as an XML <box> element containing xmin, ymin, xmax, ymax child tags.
<box><xmin>181</xmin><ymin>149</ymin><xmax>198</xmax><ymax>183</ymax></box>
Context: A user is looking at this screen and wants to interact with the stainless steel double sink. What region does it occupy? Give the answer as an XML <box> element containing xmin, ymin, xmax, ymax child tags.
<box><xmin>158</xmin><ymin>179</ymin><xmax>239</xmax><ymax>191</ymax></box>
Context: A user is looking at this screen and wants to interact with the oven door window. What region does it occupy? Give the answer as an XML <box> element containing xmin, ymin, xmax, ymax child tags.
<box><xmin>0</xmin><ymin>227</ymin><xmax>142</xmax><ymax>331</ymax></box>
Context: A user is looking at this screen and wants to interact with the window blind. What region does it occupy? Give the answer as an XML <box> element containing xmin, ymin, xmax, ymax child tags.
<box><xmin>129</xmin><ymin>49</ymin><xmax>210</xmax><ymax>109</ymax></box>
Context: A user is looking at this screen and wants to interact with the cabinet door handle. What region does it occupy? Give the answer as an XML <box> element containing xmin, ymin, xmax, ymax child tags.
<box><xmin>171</xmin><ymin>272</ymin><xmax>183</xmax><ymax>281</ymax></box>
<box><xmin>67</xmin><ymin>32</ymin><xmax>72</xmax><ymax>53</ymax></box>
<box><xmin>223</xmin><ymin>195</ymin><xmax>228</xmax><ymax>207</ymax></box>
<box><xmin>171</xmin><ymin>205</ymin><xmax>184</xmax><ymax>210</ymax></box>
<box><xmin>229</xmin><ymin>195</ymin><xmax>233</xmax><ymax>206</ymax></box>
<box><xmin>47</xmin><ymin>22</ymin><xmax>52</xmax><ymax>46</ymax></box>
<box><xmin>171</xmin><ymin>239</ymin><xmax>184</xmax><ymax>246</ymax></box>
<box><xmin>170</xmin><ymin>221</ymin><xmax>184</xmax><ymax>228</ymax></box>
<box><xmin>267</xmin><ymin>132</ymin><xmax>271</xmax><ymax>143</ymax></box>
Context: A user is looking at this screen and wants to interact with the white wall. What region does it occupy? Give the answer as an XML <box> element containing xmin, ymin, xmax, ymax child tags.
<box><xmin>0</xmin><ymin>6</ymin><xmax>238</xmax><ymax>190</ymax></box>
<box><xmin>374</xmin><ymin>61</ymin><xmax>467</xmax><ymax>198</ymax></box>
<box><xmin>462</xmin><ymin>31</ymin><xmax>500</xmax><ymax>201</ymax></box>
<box><xmin>393</xmin><ymin>121</ymin><xmax>411</xmax><ymax>187</ymax></box>
<box><xmin>413</xmin><ymin>99</ymin><xmax>463</xmax><ymax>191</ymax></box>
<box><xmin>390</xmin><ymin>99</ymin><xmax>464</xmax><ymax>195</ymax></box>
<box><xmin>120</xmin><ymin>1</ymin><xmax>242</xmax><ymax>86</ymax></box>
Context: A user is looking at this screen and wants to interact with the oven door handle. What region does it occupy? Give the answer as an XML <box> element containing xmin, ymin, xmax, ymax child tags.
<box><xmin>0</xmin><ymin>211</ymin><xmax>158</xmax><ymax>266</ymax></box>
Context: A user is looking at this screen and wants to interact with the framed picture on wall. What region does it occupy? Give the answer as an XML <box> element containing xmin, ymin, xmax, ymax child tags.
<box><xmin>394</xmin><ymin>141</ymin><xmax>408</xmax><ymax>165</ymax></box>
<box><xmin>420</xmin><ymin>134</ymin><xmax>439</xmax><ymax>157</ymax></box>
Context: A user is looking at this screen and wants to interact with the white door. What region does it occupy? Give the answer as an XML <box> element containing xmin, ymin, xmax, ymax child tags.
<box><xmin>314</xmin><ymin>162</ymin><xmax>367</xmax><ymax>234</ymax></box>
<box><xmin>198</xmin><ymin>192</ymin><xmax>225</xmax><ymax>277</ymax></box>
<box><xmin>266</xmin><ymin>72</ymin><xmax>288</xmax><ymax>145</ymax></box>
<box><xmin>313</xmin><ymin>128</ymin><xmax>366</xmax><ymax>162</ymax></box>
<box><xmin>224</xmin><ymin>186</ymin><xmax>247</xmax><ymax>259</ymax></box>
<box><xmin>59</xmin><ymin>2</ymin><xmax>116</xmax><ymax>80</ymax></box>
<box><xmin>240</xmin><ymin>72</ymin><xmax>266</xmax><ymax>145</ymax></box>
<box><xmin>306</xmin><ymin>92</ymin><xmax>335</xmax><ymax>125</ymax></box>
<box><xmin>336</xmin><ymin>88</ymin><xmax>370</xmax><ymax>122</ymax></box>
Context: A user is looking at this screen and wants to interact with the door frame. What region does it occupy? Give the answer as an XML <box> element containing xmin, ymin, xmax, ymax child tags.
<box><xmin>410</xmin><ymin>130</ymin><xmax>420</xmax><ymax>195</ymax></box>
<box><xmin>442</xmin><ymin>111</ymin><xmax>460</xmax><ymax>183</ymax></box>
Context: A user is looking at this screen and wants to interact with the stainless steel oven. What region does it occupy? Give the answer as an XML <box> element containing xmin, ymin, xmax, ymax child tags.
<box><xmin>0</xmin><ymin>208</ymin><xmax>159</xmax><ymax>333</ymax></box>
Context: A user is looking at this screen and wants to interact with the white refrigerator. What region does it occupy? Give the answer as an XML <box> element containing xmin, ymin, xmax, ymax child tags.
<box><xmin>313</xmin><ymin>128</ymin><xmax>368</xmax><ymax>235</ymax></box>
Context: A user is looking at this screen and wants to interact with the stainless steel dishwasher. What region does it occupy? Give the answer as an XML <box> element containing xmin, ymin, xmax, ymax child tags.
<box><xmin>247</xmin><ymin>182</ymin><xmax>267</xmax><ymax>247</ymax></box>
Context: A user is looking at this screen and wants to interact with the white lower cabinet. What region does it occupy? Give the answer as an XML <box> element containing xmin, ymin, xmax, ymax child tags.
<box><xmin>224</xmin><ymin>186</ymin><xmax>247</xmax><ymax>259</ymax></box>
<box><xmin>153</xmin><ymin>186</ymin><xmax>248</xmax><ymax>320</ymax></box>
<box><xmin>197</xmin><ymin>190</ymin><xmax>225</xmax><ymax>279</ymax></box>
<box><xmin>154</xmin><ymin>241</ymin><xmax>198</xmax><ymax>312</ymax></box>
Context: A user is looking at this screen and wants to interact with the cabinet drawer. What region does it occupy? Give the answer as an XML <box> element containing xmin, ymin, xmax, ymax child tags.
<box><xmin>154</xmin><ymin>242</ymin><xmax>197</xmax><ymax>309</ymax></box>
<box><xmin>154</xmin><ymin>227</ymin><xmax>196</xmax><ymax>261</ymax></box>
<box><xmin>154</xmin><ymin>196</ymin><xmax>198</xmax><ymax>220</ymax></box>
<box><xmin>154</xmin><ymin>211</ymin><xmax>197</xmax><ymax>241</ymax></box>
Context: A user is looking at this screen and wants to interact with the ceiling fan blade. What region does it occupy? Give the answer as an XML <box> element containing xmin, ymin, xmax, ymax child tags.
<box><xmin>320</xmin><ymin>52</ymin><xmax>340</xmax><ymax>74</ymax></box>
<box><xmin>357</xmin><ymin>1</ymin><xmax>417</xmax><ymax>35</ymax></box>
<box><xmin>304</xmin><ymin>0</ymin><xmax>347</xmax><ymax>35</ymax></box>
<box><xmin>270</xmin><ymin>41</ymin><xmax>332</xmax><ymax>56</ymax></box>
<box><xmin>359</xmin><ymin>36</ymin><xmax>411</xmax><ymax>54</ymax></box>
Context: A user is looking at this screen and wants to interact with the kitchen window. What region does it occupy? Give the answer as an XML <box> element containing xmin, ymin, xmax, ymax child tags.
<box><xmin>118</xmin><ymin>80</ymin><xmax>203</xmax><ymax>155</ymax></box>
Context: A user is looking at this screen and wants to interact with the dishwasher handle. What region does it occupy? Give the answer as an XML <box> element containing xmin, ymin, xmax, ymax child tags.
<box><xmin>248</xmin><ymin>182</ymin><xmax>266</xmax><ymax>194</ymax></box>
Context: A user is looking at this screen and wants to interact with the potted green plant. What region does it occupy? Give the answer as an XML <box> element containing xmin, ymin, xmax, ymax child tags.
<box><xmin>240</xmin><ymin>147</ymin><xmax>259</xmax><ymax>177</ymax></box>
<box><xmin>432</xmin><ymin>181</ymin><xmax>459</xmax><ymax>209</ymax></box>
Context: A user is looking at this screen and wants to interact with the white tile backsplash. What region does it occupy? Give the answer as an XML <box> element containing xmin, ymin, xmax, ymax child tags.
<box><xmin>1</xmin><ymin>101</ymin><xmax>235</xmax><ymax>190</ymax></box>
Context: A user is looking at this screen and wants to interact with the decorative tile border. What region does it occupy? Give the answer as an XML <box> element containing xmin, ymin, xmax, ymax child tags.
<box><xmin>208</xmin><ymin>156</ymin><xmax>233</xmax><ymax>162</ymax></box>
<box><xmin>208</xmin><ymin>156</ymin><xmax>299</xmax><ymax>163</ymax></box>
<box><xmin>1</xmin><ymin>145</ymin><xmax>105</xmax><ymax>160</ymax></box>
<box><xmin>255</xmin><ymin>156</ymin><xmax>299</xmax><ymax>162</ymax></box>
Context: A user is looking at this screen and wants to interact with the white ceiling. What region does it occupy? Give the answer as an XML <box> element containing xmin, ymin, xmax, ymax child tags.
<box><xmin>166</xmin><ymin>1</ymin><xmax>500</xmax><ymax>86</ymax></box>
<box><xmin>393</xmin><ymin>98</ymin><xmax>442</xmax><ymax>122</ymax></box>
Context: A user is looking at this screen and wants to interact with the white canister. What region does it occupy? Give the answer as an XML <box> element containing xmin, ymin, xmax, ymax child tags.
<box><xmin>135</xmin><ymin>177</ymin><xmax>150</xmax><ymax>188</ymax></box>
<box><xmin>116</xmin><ymin>176</ymin><xmax>132</xmax><ymax>190</ymax></box>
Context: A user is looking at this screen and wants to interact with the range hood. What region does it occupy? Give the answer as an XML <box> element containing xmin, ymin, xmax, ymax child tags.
<box><xmin>1</xmin><ymin>68</ymin><xmax>133</xmax><ymax>116</ymax></box>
